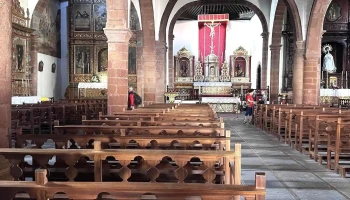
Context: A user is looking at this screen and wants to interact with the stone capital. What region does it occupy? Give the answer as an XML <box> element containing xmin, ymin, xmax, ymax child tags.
<box><xmin>295</xmin><ymin>40</ymin><xmax>305</xmax><ymax>50</ymax></box>
<box><xmin>269</xmin><ymin>44</ymin><xmax>282</xmax><ymax>51</ymax></box>
<box><xmin>261</xmin><ymin>32</ymin><xmax>269</xmax><ymax>39</ymax></box>
<box><xmin>104</xmin><ymin>28</ymin><xmax>133</xmax><ymax>43</ymax></box>
<box><xmin>304</xmin><ymin>53</ymin><xmax>320</xmax><ymax>63</ymax></box>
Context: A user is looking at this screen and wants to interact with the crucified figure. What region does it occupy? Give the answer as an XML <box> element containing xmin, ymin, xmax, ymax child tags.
<box><xmin>205</xmin><ymin>21</ymin><xmax>220</xmax><ymax>39</ymax></box>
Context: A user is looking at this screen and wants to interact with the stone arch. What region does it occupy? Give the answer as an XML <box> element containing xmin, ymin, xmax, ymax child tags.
<box><xmin>303</xmin><ymin>0</ymin><xmax>332</xmax><ymax>104</ymax></box>
<box><xmin>269</xmin><ymin>0</ymin><xmax>286</xmax><ymax>103</ymax></box>
<box><xmin>284</xmin><ymin>0</ymin><xmax>303</xmax><ymax>42</ymax></box>
<box><xmin>167</xmin><ymin>0</ymin><xmax>269</xmax><ymax>88</ymax></box>
<box><xmin>139</xmin><ymin>0</ymin><xmax>160</xmax><ymax>103</ymax></box>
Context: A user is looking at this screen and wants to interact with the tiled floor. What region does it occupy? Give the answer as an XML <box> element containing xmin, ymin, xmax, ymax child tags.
<box><xmin>224</xmin><ymin>114</ymin><xmax>350</xmax><ymax>200</ymax></box>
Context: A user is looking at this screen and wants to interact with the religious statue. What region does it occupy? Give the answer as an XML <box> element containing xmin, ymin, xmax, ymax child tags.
<box><xmin>209</xmin><ymin>66</ymin><xmax>215</xmax><ymax>76</ymax></box>
<box><xmin>322</xmin><ymin>44</ymin><xmax>336</xmax><ymax>73</ymax></box>
<box><xmin>91</xmin><ymin>74</ymin><xmax>99</xmax><ymax>83</ymax></box>
<box><xmin>204</xmin><ymin>21</ymin><xmax>221</xmax><ymax>54</ymax></box>
<box><xmin>180</xmin><ymin>62</ymin><xmax>188</xmax><ymax>77</ymax></box>
<box><xmin>328</xmin><ymin>5</ymin><xmax>336</xmax><ymax>20</ymax></box>
<box><xmin>77</xmin><ymin>50</ymin><xmax>89</xmax><ymax>74</ymax></box>
<box><xmin>326</xmin><ymin>2</ymin><xmax>341</xmax><ymax>22</ymax></box>
<box><xmin>17</xmin><ymin>45</ymin><xmax>23</xmax><ymax>70</ymax></box>
<box><xmin>235</xmin><ymin>63</ymin><xmax>245</xmax><ymax>77</ymax></box>
<box><xmin>38</xmin><ymin>61</ymin><xmax>44</xmax><ymax>72</ymax></box>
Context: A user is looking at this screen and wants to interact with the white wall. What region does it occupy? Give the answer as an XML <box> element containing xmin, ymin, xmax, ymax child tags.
<box><xmin>37</xmin><ymin>53</ymin><xmax>60</xmax><ymax>98</ymax></box>
<box><xmin>173</xmin><ymin>16</ymin><xmax>263</xmax><ymax>88</ymax></box>
<box><xmin>295</xmin><ymin>0</ymin><xmax>313</xmax><ymax>41</ymax></box>
<box><xmin>173</xmin><ymin>21</ymin><xmax>199</xmax><ymax>59</ymax></box>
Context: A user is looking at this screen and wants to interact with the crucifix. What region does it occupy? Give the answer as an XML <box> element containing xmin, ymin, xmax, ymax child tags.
<box><xmin>204</xmin><ymin>21</ymin><xmax>221</xmax><ymax>54</ymax></box>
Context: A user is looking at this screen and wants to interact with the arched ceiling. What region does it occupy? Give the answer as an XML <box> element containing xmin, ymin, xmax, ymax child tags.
<box><xmin>178</xmin><ymin>4</ymin><xmax>255</xmax><ymax>20</ymax></box>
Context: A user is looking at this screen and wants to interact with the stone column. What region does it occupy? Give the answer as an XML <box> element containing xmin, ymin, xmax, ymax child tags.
<box><xmin>30</xmin><ymin>35</ymin><xmax>39</xmax><ymax>96</ymax></box>
<box><xmin>136</xmin><ymin>30</ymin><xmax>144</xmax><ymax>101</ymax></box>
<box><xmin>303</xmin><ymin>54</ymin><xmax>320</xmax><ymax>105</ymax></box>
<box><xmin>269</xmin><ymin>44</ymin><xmax>282</xmax><ymax>103</ymax></box>
<box><xmin>139</xmin><ymin>0</ymin><xmax>157</xmax><ymax>104</ymax></box>
<box><xmin>293</xmin><ymin>41</ymin><xmax>305</xmax><ymax>104</ymax></box>
<box><xmin>0</xmin><ymin>0</ymin><xmax>12</xmax><ymax>148</ymax></box>
<box><xmin>261</xmin><ymin>32</ymin><xmax>269</xmax><ymax>89</ymax></box>
<box><xmin>168</xmin><ymin>35</ymin><xmax>175</xmax><ymax>88</ymax></box>
<box><xmin>105</xmin><ymin>0</ymin><xmax>132</xmax><ymax>114</ymax></box>
<box><xmin>156</xmin><ymin>40</ymin><xmax>166</xmax><ymax>103</ymax></box>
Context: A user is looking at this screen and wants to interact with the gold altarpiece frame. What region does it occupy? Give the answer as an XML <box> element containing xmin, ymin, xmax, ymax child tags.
<box><xmin>230</xmin><ymin>46</ymin><xmax>251</xmax><ymax>88</ymax></box>
<box><xmin>11</xmin><ymin>0</ymin><xmax>34</xmax><ymax>96</ymax></box>
<box><xmin>174</xmin><ymin>47</ymin><xmax>195</xmax><ymax>88</ymax></box>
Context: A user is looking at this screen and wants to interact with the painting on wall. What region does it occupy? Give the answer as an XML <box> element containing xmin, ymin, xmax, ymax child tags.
<box><xmin>52</xmin><ymin>63</ymin><xmax>56</xmax><ymax>73</ymax></box>
<box><xmin>38</xmin><ymin>61</ymin><xmax>44</xmax><ymax>72</ymax></box>
<box><xmin>98</xmin><ymin>48</ymin><xmax>108</xmax><ymax>72</ymax></box>
<box><xmin>32</xmin><ymin>1</ymin><xmax>61</xmax><ymax>58</ymax></box>
<box><xmin>74</xmin><ymin>46</ymin><xmax>91</xmax><ymax>74</ymax></box>
<box><xmin>128</xmin><ymin>47</ymin><xmax>136</xmax><ymax>74</ymax></box>
<box><xmin>94</xmin><ymin>4</ymin><xmax>107</xmax><ymax>31</ymax></box>
<box><xmin>73</xmin><ymin>4</ymin><xmax>91</xmax><ymax>31</ymax></box>
<box><xmin>326</xmin><ymin>2</ymin><xmax>342</xmax><ymax>22</ymax></box>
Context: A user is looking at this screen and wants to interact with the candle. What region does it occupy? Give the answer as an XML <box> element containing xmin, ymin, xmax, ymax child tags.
<box><xmin>321</xmin><ymin>71</ymin><xmax>323</xmax><ymax>81</ymax></box>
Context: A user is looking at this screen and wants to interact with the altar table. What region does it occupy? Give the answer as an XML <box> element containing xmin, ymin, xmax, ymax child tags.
<box><xmin>78</xmin><ymin>82</ymin><xmax>107</xmax><ymax>98</ymax></box>
<box><xmin>201</xmin><ymin>97</ymin><xmax>241</xmax><ymax>113</ymax></box>
<box><xmin>12</xmin><ymin>96</ymin><xmax>41</xmax><ymax>105</ymax></box>
<box><xmin>320</xmin><ymin>89</ymin><xmax>350</xmax><ymax>104</ymax></box>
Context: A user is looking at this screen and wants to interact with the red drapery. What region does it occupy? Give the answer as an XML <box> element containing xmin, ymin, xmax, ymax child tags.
<box><xmin>198</xmin><ymin>14</ymin><xmax>228</xmax><ymax>72</ymax></box>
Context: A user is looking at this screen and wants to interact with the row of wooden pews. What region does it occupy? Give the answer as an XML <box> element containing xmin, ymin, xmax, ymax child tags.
<box><xmin>0</xmin><ymin>103</ymin><xmax>266</xmax><ymax>200</ymax></box>
<box><xmin>254</xmin><ymin>104</ymin><xmax>350</xmax><ymax>178</ymax></box>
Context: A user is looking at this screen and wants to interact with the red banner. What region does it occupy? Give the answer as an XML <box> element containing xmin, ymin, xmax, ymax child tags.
<box><xmin>198</xmin><ymin>14</ymin><xmax>228</xmax><ymax>72</ymax></box>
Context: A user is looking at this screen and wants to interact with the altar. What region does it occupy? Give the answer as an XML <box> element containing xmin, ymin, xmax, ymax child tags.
<box><xmin>12</xmin><ymin>96</ymin><xmax>41</xmax><ymax>105</ymax></box>
<box><xmin>201</xmin><ymin>97</ymin><xmax>241</xmax><ymax>113</ymax></box>
<box><xmin>320</xmin><ymin>89</ymin><xmax>350</xmax><ymax>104</ymax></box>
<box><xmin>78</xmin><ymin>82</ymin><xmax>107</xmax><ymax>99</ymax></box>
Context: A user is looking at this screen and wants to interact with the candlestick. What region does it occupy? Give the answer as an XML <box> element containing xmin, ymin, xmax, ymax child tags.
<box><xmin>326</xmin><ymin>71</ymin><xmax>329</xmax><ymax>89</ymax></box>
<box><xmin>342</xmin><ymin>71</ymin><xmax>344</xmax><ymax>89</ymax></box>
<box><xmin>346</xmin><ymin>71</ymin><xmax>348</xmax><ymax>89</ymax></box>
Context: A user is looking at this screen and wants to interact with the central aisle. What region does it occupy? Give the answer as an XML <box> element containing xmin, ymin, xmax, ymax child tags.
<box><xmin>223</xmin><ymin>114</ymin><xmax>350</xmax><ymax>200</ymax></box>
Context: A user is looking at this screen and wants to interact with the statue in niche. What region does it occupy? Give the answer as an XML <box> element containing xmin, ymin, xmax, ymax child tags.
<box><xmin>98</xmin><ymin>48</ymin><xmax>108</xmax><ymax>72</ymax></box>
<box><xmin>322</xmin><ymin>44</ymin><xmax>336</xmax><ymax>73</ymax></box>
<box><xmin>91</xmin><ymin>74</ymin><xmax>99</xmax><ymax>83</ymax></box>
<box><xmin>210</xmin><ymin>66</ymin><xmax>215</xmax><ymax>76</ymax></box>
<box><xmin>235</xmin><ymin>63</ymin><xmax>245</xmax><ymax>77</ymax></box>
<box><xmin>75</xmin><ymin>47</ymin><xmax>90</xmax><ymax>74</ymax></box>
<box><xmin>16</xmin><ymin>45</ymin><xmax>23</xmax><ymax>70</ymax></box>
<box><xmin>180</xmin><ymin>61</ymin><xmax>188</xmax><ymax>77</ymax></box>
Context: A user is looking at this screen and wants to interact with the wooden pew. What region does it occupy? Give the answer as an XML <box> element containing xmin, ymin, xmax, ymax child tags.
<box><xmin>54</xmin><ymin>125</ymin><xmax>224</xmax><ymax>136</ymax></box>
<box><xmin>16</xmin><ymin>129</ymin><xmax>231</xmax><ymax>151</ymax></box>
<box><xmin>82</xmin><ymin>119</ymin><xmax>223</xmax><ymax>128</ymax></box>
<box><xmin>1</xmin><ymin>169</ymin><xmax>266</xmax><ymax>200</ymax></box>
<box><xmin>0</xmin><ymin>142</ymin><xmax>241</xmax><ymax>185</ymax></box>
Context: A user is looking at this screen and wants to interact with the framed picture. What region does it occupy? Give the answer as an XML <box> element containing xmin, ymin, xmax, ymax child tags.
<box><xmin>93</xmin><ymin>4</ymin><xmax>107</xmax><ymax>32</ymax></box>
<box><xmin>52</xmin><ymin>63</ymin><xmax>56</xmax><ymax>73</ymax></box>
<box><xmin>38</xmin><ymin>61</ymin><xmax>44</xmax><ymax>72</ymax></box>
<box><xmin>74</xmin><ymin>45</ymin><xmax>91</xmax><ymax>74</ymax></box>
<box><xmin>72</xmin><ymin>4</ymin><xmax>91</xmax><ymax>31</ymax></box>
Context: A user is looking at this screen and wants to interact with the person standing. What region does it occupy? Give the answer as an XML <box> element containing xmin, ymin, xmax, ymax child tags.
<box><xmin>244</xmin><ymin>89</ymin><xmax>254</xmax><ymax>124</ymax></box>
<box><xmin>128</xmin><ymin>87</ymin><xmax>142</xmax><ymax>110</ymax></box>
<box><xmin>128</xmin><ymin>87</ymin><xmax>135</xmax><ymax>110</ymax></box>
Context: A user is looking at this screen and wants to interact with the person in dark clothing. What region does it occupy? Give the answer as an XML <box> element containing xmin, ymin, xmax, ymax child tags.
<box><xmin>128</xmin><ymin>87</ymin><xmax>142</xmax><ymax>110</ymax></box>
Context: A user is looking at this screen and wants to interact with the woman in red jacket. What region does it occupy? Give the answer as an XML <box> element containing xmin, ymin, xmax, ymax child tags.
<box><xmin>244</xmin><ymin>89</ymin><xmax>254</xmax><ymax>124</ymax></box>
<box><xmin>128</xmin><ymin>87</ymin><xmax>135</xmax><ymax>110</ymax></box>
